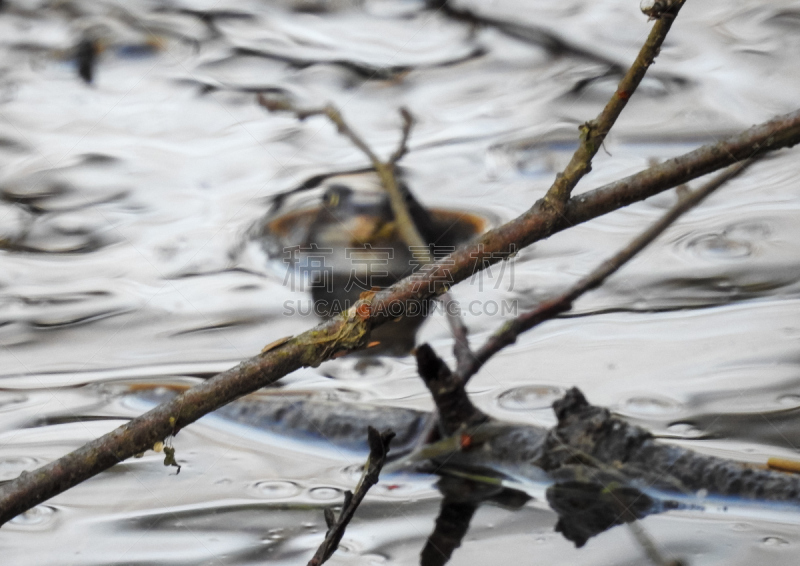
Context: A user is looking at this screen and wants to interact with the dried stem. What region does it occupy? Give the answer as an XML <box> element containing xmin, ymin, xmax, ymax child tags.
<box><xmin>441</xmin><ymin>292</ymin><xmax>473</xmax><ymax>375</ymax></box>
<box><xmin>389</xmin><ymin>107</ymin><xmax>414</xmax><ymax>164</ymax></box>
<box><xmin>257</xmin><ymin>95</ymin><xmax>431</xmax><ymax>262</ymax></box>
<box><xmin>542</xmin><ymin>0</ymin><xmax>686</xmax><ymax>212</ymax></box>
<box><xmin>308</xmin><ymin>427</ymin><xmax>395</xmax><ymax>566</ymax></box>
<box><xmin>0</xmin><ymin>109</ymin><xmax>797</xmax><ymax>528</ymax></box>
<box><xmin>457</xmin><ymin>158</ymin><xmax>758</xmax><ymax>384</ymax></box>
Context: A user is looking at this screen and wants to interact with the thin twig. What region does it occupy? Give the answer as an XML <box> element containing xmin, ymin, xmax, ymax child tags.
<box><xmin>390</xmin><ymin>107</ymin><xmax>414</xmax><ymax>164</ymax></box>
<box><xmin>307</xmin><ymin>427</ymin><xmax>395</xmax><ymax>566</ymax></box>
<box><xmin>439</xmin><ymin>292</ymin><xmax>473</xmax><ymax>376</ymax></box>
<box><xmin>457</xmin><ymin>158</ymin><xmax>757</xmax><ymax>384</ymax></box>
<box><xmin>541</xmin><ymin>0</ymin><xmax>686</xmax><ymax>212</ymax></box>
<box><xmin>257</xmin><ymin>95</ymin><xmax>432</xmax><ymax>263</ymax></box>
<box><xmin>0</xmin><ymin>110</ymin><xmax>796</xmax><ymax>528</ymax></box>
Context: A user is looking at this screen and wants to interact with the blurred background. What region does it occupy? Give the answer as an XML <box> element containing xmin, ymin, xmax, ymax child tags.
<box><xmin>1</xmin><ymin>0</ymin><xmax>800</xmax><ymax>564</ymax></box>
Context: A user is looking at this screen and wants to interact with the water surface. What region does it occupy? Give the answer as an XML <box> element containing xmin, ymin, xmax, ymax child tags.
<box><xmin>1</xmin><ymin>0</ymin><xmax>800</xmax><ymax>564</ymax></box>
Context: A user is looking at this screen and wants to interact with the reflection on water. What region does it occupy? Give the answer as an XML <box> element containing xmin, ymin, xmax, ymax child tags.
<box><xmin>1</xmin><ymin>0</ymin><xmax>800</xmax><ymax>564</ymax></box>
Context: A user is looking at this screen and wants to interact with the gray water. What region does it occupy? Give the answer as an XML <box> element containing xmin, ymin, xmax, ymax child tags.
<box><xmin>1</xmin><ymin>0</ymin><xmax>800</xmax><ymax>564</ymax></box>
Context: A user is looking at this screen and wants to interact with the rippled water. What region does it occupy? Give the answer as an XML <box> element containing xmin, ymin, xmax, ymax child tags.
<box><xmin>1</xmin><ymin>0</ymin><xmax>800</xmax><ymax>564</ymax></box>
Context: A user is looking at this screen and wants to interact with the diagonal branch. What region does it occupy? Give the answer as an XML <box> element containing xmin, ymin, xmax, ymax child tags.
<box><xmin>0</xmin><ymin>108</ymin><xmax>797</xmax><ymax>529</ymax></box>
<box><xmin>456</xmin><ymin>158</ymin><xmax>759</xmax><ymax>384</ymax></box>
<box><xmin>308</xmin><ymin>427</ymin><xmax>395</xmax><ymax>566</ymax></box>
<box><xmin>541</xmin><ymin>0</ymin><xmax>686</xmax><ymax>212</ymax></box>
<box><xmin>371</xmin><ymin>108</ymin><xmax>800</xmax><ymax>322</ymax></box>
<box><xmin>441</xmin><ymin>293</ymin><xmax>473</xmax><ymax>376</ymax></box>
<box><xmin>389</xmin><ymin>107</ymin><xmax>414</xmax><ymax>164</ymax></box>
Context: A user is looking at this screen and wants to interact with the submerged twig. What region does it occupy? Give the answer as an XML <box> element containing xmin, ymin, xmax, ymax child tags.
<box><xmin>457</xmin><ymin>158</ymin><xmax>758</xmax><ymax>384</ymax></box>
<box><xmin>307</xmin><ymin>427</ymin><xmax>395</xmax><ymax>566</ymax></box>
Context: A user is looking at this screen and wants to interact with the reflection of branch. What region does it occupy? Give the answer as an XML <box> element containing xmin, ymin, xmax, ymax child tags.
<box><xmin>421</xmin><ymin>498</ymin><xmax>477</xmax><ymax>566</ymax></box>
<box><xmin>0</xmin><ymin>111</ymin><xmax>797</xmax><ymax>528</ymax></box>
<box><xmin>546</xmin><ymin>481</ymin><xmax>658</xmax><ymax>548</ymax></box>
<box><xmin>307</xmin><ymin>427</ymin><xmax>395</xmax><ymax>566</ymax></box>
<box><xmin>541</xmin><ymin>0</ymin><xmax>686</xmax><ymax>211</ymax></box>
<box><xmin>421</xmin><ymin>476</ymin><xmax>531</xmax><ymax>566</ymax></box>
<box><xmin>257</xmin><ymin>95</ymin><xmax>431</xmax><ymax>263</ymax></box>
<box><xmin>457</xmin><ymin>158</ymin><xmax>758</xmax><ymax>384</ymax></box>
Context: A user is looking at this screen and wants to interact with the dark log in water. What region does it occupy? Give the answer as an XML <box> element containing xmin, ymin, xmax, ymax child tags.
<box><xmin>131</xmin><ymin>386</ymin><xmax>800</xmax><ymax>507</ymax></box>
<box><xmin>540</xmin><ymin>388</ymin><xmax>800</xmax><ymax>503</ymax></box>
<box><xmin>128</xmin><ymin>385</ymin><xmax>800</xmax><ymax>549</ymax></box>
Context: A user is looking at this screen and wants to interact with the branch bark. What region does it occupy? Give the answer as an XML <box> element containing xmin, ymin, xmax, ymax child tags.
<box><xmin>541</xmin><ymin>0</ymin><xmax>686</xmax><ymax>211</ymax></box>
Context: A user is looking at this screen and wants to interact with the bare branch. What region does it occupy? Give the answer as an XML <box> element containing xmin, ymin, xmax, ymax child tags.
<box><xmin>542</xmin><ymin>0</ymin><xmax>686</xmax><ymax>211</ymax></box>
<box><xmin>372</xmin><ymin>108</ymin><xmax>800</xmax><ymax>323</ymax></box>
<box><xmin>0</xmin><ymin>110</ymin><xmax>797</xmax><ymax>528</ymax></box>
<box><xmin>457</xmin><ymin>158</ymin><xmax>758</xmax><ymax>384</ymax></box>
<box><xmin>307</xmin><ymin>427</ymin><xmax>395</xmax><ymax>566</ymax></box>
<box><xmin>257</xmin><ymin>94</ymin><xmax>431</xmax><ymax>262</ymax></box>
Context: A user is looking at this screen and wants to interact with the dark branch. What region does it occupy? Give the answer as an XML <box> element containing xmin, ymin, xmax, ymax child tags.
<box><xmin>307</xmin><ymin>427</ymin><xmax>395</xmax><ymax>566</ymax></box>
<box><xmin>415</xmin><ymin>344</ymin><xmax>487</xmax><ymax>436</ymax></box>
